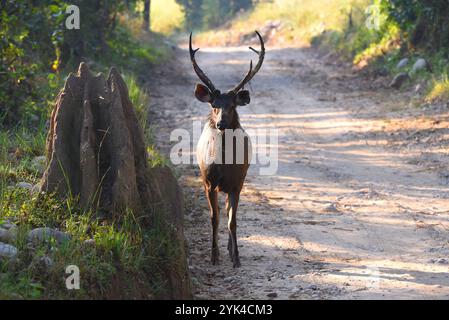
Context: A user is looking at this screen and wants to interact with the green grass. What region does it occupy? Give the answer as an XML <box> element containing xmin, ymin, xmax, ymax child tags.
<box><xmin>0</xmin><ymin>127</ymin><xmax>46</xmax><ymax>186</ymax></box>
<box><xmin>123</xmin><ymin>73</ymin><xmax>168</xmax><ymax>168</ymax></box>
<box><xmin>123</xmin><ymin>73</ymin><xmax>151</xmax><ymax>131</ymax></box>
<box><xmin>0</xmin><ymin>188</ymin><xmax>181</xmax><ymax>298</ymax></box>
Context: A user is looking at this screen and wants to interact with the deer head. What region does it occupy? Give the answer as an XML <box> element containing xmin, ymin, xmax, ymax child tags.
<box><xmin>189</xmin><ymin>31</ymin><xmax>265</xmax><ymax>131</ymax></box>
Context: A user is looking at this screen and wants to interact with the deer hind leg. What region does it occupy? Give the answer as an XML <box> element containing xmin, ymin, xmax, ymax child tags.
<box><xmin>227</xmin><ymin>191</ymin><xmax>241</xmax><ymax>268</ymax></box>
<box><xmin>206</xmin><ymin>187</ymin><xmax>220</xmax><ymax>265</ymax></box>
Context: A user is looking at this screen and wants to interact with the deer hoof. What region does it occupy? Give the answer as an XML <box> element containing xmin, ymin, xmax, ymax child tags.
<box><xmin>233</xmin><ymin>258</ymin><xmax>241</xmax><ymax>268</ymax></box>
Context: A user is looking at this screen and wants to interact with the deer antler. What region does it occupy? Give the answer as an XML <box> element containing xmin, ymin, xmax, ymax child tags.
<box><xmin>189</xmin><ymin>32</ymin><xmax>217</xmax><ymax>94</ymax></box>
<box><xmin>230</xmin><ymin>31</ymin><xmax>265</xmax><ymax>93</ymax></box>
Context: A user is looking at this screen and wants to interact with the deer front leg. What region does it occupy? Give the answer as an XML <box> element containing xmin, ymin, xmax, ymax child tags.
<box><xmin>206</xmin><ymin>187</ymin><xmax>220</xmax><ymax>265</ymax></box>
<box><xmin>225</xmin><ymin>194</ymin><xmax>232</xmax><ymax>257</ymax></box>
<box><xmin>227</xmin><ymin>191</ymin><xmax>240</xmax><ymax>268</ymax></box>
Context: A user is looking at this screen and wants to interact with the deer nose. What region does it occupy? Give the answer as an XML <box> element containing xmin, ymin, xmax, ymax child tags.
<box><xmin>217</xmin><ymin>120</ymin><xmax>227</xmax><ymax>130</ymax></box>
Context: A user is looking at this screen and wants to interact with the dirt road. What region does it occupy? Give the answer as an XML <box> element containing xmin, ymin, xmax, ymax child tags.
<box><xmin>148</xmin><ymin>43</ymin><xmax>449</xmax><ymax>299</ymax></box>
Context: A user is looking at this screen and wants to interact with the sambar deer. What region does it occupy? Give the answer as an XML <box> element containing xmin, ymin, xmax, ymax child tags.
<box><xmin>189</xmin><ymin>31</ymin><xmax>265</xmax><ymax>267</ymax></box>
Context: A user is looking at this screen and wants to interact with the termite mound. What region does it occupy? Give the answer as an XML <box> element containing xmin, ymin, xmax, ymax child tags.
<box><xmin>42</xmin><ymin>62</ymin><xmax>147</xmax><ymax>215</ymax></box>
<box><xmin>40</xmin><ymin>62</ymin><xmax>191</xmax><ymax>299</ymax></box>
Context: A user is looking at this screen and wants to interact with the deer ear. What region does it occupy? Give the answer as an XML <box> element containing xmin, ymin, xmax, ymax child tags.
<box><xmin>235</xmin><ymin>90</ymin><xmax>250</xmax><ymax>106</ymax></box>
<box><xmin>194</xmin><ymin>84</ymin><xmax>212</xmax><ymax>103</ymax></box>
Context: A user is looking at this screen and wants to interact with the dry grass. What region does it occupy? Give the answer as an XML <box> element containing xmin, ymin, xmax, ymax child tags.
<box><xmin>151</xmin><ymin>0</ymin><xmax>184</xmax><ymax>34</ymax></box>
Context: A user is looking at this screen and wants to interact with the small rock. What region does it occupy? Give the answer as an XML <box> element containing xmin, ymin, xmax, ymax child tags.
<box><xmin>83</xmin><ymin>239</ymin><xmax>96</xmax><ymax>246</ymax></box>
<box><xmin>396</xmin><ymin>58</ymin><xmax>409</xmax><ymax>69</ymax></box>
<box><xmin>376</xmin><ymin>67</ymin><xmax>389</xmax><ymax>77</ymax></box>
<box><xmin>0</xmin><ymin>227</ymin><xmax>17</xmax><ymax>244</ymax></box>
<box><xmin>0</xmin><ymin>242</ymin><xmax>18</xmax><ymax>260</ymax></box>
<box><xmin>27</xmin><ymin>227</ymin><xmax>71</xmax><ymax>245</ymax></box>
<box><xmin>414</xmin><ymin>83</ymin><xmax>423</xmax><ymax>94</ymax></box>
<box><xmin>38</xmin><ymin>255</ymin><xmax>54</xmax><ymax>270</ymax></box>
<box><xmin>16</xmin><ymin>182</ymin><xmax>33</xmax><ymax>190</ymax></box>
<box><xmin>325</xmin><ymin>203</ymin><xmax>340</xmax><ymax>213</ymax></box>
<box><xmin>317</xmin><ymin>94</ymin><xmax>336</xmax><ymax>102</ymax></box>
<box><xmin>266</xmin><ymin>292</ymin><xmax>278</xmax><ymax>298</ymax></box>
<box><xmin>223</xmin><ymin>276</ymin><xmax>236</xmax><ymax>283</ymax></box>
<box><xmin>0</xmin><ymin>220</ymin><xmax>16</xmax><ymax>230</ymax></box>
<box><xmin>389</xmin><ymin>72</ymin><xmax>410</xmax><ymax>89</ymax></box>
<box><xmin>31</xmin><ymin>255</ymin><xmax>54</xmax><ymax>273</ymax></box>
<box><xmin>29</xmin><ymin>114</ymin><xmax>40</xmax><ymax>123</ymax></box>
<box><xmin>307</xmin><ymin>284</ymin><xmax>318</xmax><ymax>290</ymax></box>
<box><xmin>31</xmin><ymin>183</ymin><xmax>41</xmax><ymax>194</ymax></box>
<box><xmin>31</xmin><ymin>156</ymin><xmax>47</xmax><ymax>174</ymax></box>
<box><xmin>411</xmin><ymin>58</ymin><xmax>427</xmax><ymax>73</ymax></box>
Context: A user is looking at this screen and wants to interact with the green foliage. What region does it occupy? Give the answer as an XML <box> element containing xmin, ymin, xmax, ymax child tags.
<box><xmin>175</xmin><ymin>0</ymin><xmax>253</xmax><ymax>30</ymax></box>
<box><xmin>0</xmin><ymin>0</ymin><xmax>65</xmax><ymax>126</ymax></box>
<box><xmin>201</xmin><ymin>0</ymin><xmax>221</xmax><ymax>29</ymax></box>
<box><xmin>60</xmin><ymin>0</ymin><xmax>130</xmax><ymax>63</ymax></box>
<box><xmin>385</xmin><ymin>0</ymin><xmax>449</xmax><ymax>51</ymax></box>
<box><xmin>308</xmin><ymin>0</ymin><xmax>401</xmax><ymax>63</ymax></box>
<box><xmin>175</xmin><ymin>0</ymin><xmax>203</xmax><ymax>30</ymax></box>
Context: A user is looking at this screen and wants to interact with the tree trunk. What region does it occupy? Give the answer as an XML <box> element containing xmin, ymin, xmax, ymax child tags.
<box><xmin>142</xmin><ymin>0</ymin><xmax>151</xmax><ymax>31</ymax></box>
